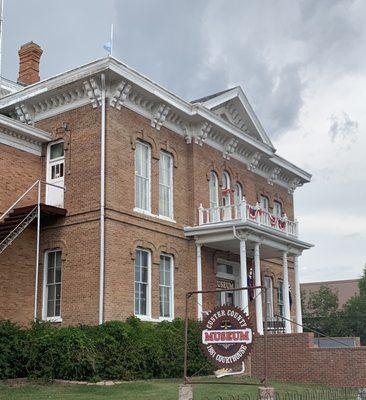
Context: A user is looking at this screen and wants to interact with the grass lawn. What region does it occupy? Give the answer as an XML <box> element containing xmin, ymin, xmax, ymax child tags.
<box><xmin>0</xmin><ymin>377</ymin><xmax>328</xmax><ymax>400</ymax></box>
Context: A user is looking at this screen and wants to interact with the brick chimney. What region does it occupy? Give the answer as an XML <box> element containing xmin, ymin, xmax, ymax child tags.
<box><xmin>17</xmin><ymin>42</ymin><xmax>43</xmax><ymax>85</ymax></box>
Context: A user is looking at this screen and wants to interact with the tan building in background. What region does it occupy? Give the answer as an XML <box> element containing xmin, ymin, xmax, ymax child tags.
<box><xmin>301</xmin><ymin>279</ymin><xmax>360</xmax><ymax>309</ymax></box>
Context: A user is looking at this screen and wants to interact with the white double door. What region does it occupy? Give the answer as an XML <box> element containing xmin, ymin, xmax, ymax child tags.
<box><xmin>46</xmin><ymin>141</ymin><xmax>65</xmax><ymax>208</ymax></box>
<box><xmin>216</xmin><ymin>261</ymin><xmax>240</xmax><ymax>307</ymax></box>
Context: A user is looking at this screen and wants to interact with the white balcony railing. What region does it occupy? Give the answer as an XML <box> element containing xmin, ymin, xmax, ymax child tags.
<box><xmin>197</xmin><ymin>197</ymin><xmax>298</xmax><ymax>237</ymax></box>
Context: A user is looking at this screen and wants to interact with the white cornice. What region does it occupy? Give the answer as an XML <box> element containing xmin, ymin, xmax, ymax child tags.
<box><xmin>0</xmin><ymin>114</ymin><xmax>51</xmax><ymax>155</ymax></box>
<box><xmin>0</xmin><ymin>56</ymin><xmax>311</xmax><ymax>190</ymax></box>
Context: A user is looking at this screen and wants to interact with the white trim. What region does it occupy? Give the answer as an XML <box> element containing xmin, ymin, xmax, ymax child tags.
<box><xmin>158</xmin><ymin>150</ymin><xmax>174</xmax><ymax>219</ymax></box>
<box><xmin>0</xmin><ymin>56</ymin><xmax>310</xmax><ymax>188</ymax></box>
<box><xmin>159</xmin><ymin>253</ymin><xmax>175</xmax><ymax>320</ymax></box>
<box><xmin>133</xmin><ymin>207</ymin><xmax>176</xmax><ymax>224</ymax></box>
<box><xmin>0</xmin><ymin>132</ymin><xmax>42</xmax><ymax>155</ymax></box>
<box><xmin>134</xmin><ymin>248</ymin><xmax>152</xmax><ymax>319</ymax></box>
<box><xmin>135</xmin><ymin>141</ymin><xmax>151</xmax><ymax>213</ymax></box>
<box><xmin>42</xmin><ymin>249</ymin><xmax>62</xmax><ymax>321</ymax></box>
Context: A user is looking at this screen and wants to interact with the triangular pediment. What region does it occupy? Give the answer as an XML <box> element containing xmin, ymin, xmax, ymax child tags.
<box><xmin>192</xmin><ymin>87</ymin><xmax>274</xmax><ymax>148</ymax></box>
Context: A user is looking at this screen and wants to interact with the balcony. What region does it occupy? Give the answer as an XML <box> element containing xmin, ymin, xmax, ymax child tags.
<box><xmin>197</xmin><ymin>198</ymin><xmax>298</xmax><ymax>238</ymax></box>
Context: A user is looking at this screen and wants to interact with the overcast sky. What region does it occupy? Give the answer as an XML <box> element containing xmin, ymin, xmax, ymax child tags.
<box><xmin>3</xmin><ymin>0</ymin><xmax>366</xmax><ymax>283</ymax></box>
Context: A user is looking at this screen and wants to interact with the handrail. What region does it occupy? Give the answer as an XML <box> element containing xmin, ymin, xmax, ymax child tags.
<box><xmin>198</xmin><ymin>198</ymin><xmax>298</xmax><ymax>237</ymax></box>
<box><xmin>0</xmin><ymin>180</ymin><xmax>39</xmax><ymax>222</ymax></box>
<box><xmin>0</xmin><ymin>180</ymin><xmax>66</xmax><ymax>222</ymax></box>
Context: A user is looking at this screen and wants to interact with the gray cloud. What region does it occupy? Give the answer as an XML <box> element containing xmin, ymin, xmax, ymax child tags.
<box><xmin>2</xmin><ymin>1</ymin><xmax>366</xmax><ymax>282</ymax></box>
<box><xmin>329</xmin><ymin>112</ymin><xmax>359</xmax><ymax>143</ymax></box>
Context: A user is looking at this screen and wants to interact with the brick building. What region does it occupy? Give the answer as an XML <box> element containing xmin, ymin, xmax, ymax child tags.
<box><xmin>0</xmin><ymin>42</ymin><xmax>313</xmax><ymax>332</ymax></box>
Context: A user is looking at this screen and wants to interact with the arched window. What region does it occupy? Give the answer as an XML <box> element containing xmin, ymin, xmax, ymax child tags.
<box><xmin>222</xmin><ymin>171</ymin><xmax>230</xmax><ymax>191</ymax></box>
<box><xmin>234</xmin><ymin>183</ymin><xmax>243</xmax><ymax>219</ymax></box>
<box><xmin>209</xmin><ymin>171</ymin><xmax>219</xmax><ymax>208</ymax></box>
<box><xmin>234</xmin><ymin>183</ymin><xmax>242</xmax><ymax>205</ymax></box>
<box><xmin>222</xmin><ymin>171</ymin><xmax>231</xmax><ymax>220</ymax></box>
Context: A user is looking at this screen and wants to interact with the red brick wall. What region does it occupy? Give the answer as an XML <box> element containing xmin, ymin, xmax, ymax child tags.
<box><xmin>252</xmin><ymin>333</ymin><xmax>366</xmax><ymax>387</ymax></box>
<box><xmin>1</xmin><ymin>101</ymin><xmax>298</xmax><ymax>326</ymax></box>
<box><xmin>0</xmin><ymin>144</ymin><xmax>42</xmax><ymax>214</ymax></box>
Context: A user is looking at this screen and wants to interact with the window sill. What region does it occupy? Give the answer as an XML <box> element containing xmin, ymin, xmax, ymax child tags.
<box><xmin>45</xmin><ymin>316</ymin><xmax>62</xmax><ymax>323</ymax></box>
<box><xmin>135</xmin><ymin>315</ymin><xmax>174</xmax><ymax>323</ymax></box>
<box><xmin>133</xmin><ymin>208</ymin><xmax>176</xmax><ymax>224</ymax></box>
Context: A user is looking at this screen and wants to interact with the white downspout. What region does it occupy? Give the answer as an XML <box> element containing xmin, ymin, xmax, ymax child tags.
<box><xmin>99</xmin><ymin>73</ymin><xmax>106</xmax><ymax>325</ymax></box>
<box><xmin>34</xmin><ymin>180</ymin><xmax>41</xmax><ymax>321</ymax></box>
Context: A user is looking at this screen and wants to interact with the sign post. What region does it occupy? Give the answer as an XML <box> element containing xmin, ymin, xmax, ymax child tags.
<box><xmin>183</xmin><ymin>285</ymin><xmax>268</xmax><ymax>387</ymax></box>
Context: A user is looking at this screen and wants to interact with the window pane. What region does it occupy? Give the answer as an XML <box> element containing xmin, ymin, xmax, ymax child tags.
<box><xmin>50</xmin><ymin>142</ymin><xmax>64</xmax><ymax>159</ymax></box>
<box><xmin>159</xmin><ymin>152</ymin><xmax>172</xmax><ymax>217</ymax></box>
<box><xmin>47</xmin><ymin>300</ymin><xmax>55</xmax><ymax>317</ymax></box>
<box><xmin>47</xmin><ymin>285</ymin><xmax>55</xmax><ymax>302</ymax></box>
<box><xmin>159</xmin><ymin>255</ymin><xmax>172</xmax><ymax>318</ymax></box>
<box><xmin>209</xmin><ymin>172</ymin><xmax>218</xmax><ymax>208</ymax></box>
<box><xmin>55</xmin><ymin>300</ymin><xmax>61</xmax><ymax>317</ymax></box>
<box><xmin>135</xmin><ymin>250</ymin><xmax>150</xmax><ymax>316</ymax></box>
<box><xmin>135</xmin><ymin>143</ymin><xmax>150</xmax><ymax>210</ymax></box>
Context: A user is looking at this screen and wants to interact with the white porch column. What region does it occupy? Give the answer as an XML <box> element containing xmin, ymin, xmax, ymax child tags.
<box><xmin>294</xmin><ymin>255</ymin><xmax>303</xmax><ymax>333</ymax></box>
<box><xmin>254</xmin><ymin>243</ymin><xmax>264</xmax><ymax>335</ymax></box>
<box><xmin>282</xmin><ymin>252</ymin><xmax>292</xmax><ymax>333</ymax></box>
<box><xmin>196</xmin><ymin>243</ymin><xmax>203</xmax><ymax>320</ymax></box>
<box><xmin>239</xmin><ymin>239</ymin><xmax>249</xmax><ymax>314</ymax></box>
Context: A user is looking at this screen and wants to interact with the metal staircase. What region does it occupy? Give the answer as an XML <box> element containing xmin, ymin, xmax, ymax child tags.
<box><xmin>0</xmin><ymin>205</ymin><xmax>38</xmax><ymax>254</ymax></box>
<box><xmin>0</xmin><ymin>180</ymin><xmax>66</xmax><ymax>255</ymax></box>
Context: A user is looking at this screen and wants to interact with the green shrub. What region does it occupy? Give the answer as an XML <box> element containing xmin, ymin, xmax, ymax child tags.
<box><xmin>0</xmin><ymin>318</ymin><xmax>213</xmax><ymax>381</ymax></box>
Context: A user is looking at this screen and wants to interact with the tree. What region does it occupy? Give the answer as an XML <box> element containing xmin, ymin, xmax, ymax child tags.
<box><xmin>343</xmin><ymin>265</ymin><xmax>366</xmax><ymax>345</ymax></box>
<box><xmin>302</xmin><ymin>285</ymin><xmax>343</xmax><ymax>337</ymax></box>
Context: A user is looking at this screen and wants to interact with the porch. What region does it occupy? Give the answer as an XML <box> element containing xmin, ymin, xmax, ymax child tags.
<box><xmin>184</xmin><ymin>202</ymin><xmax>313</xmax><ymax>335</ymax></box>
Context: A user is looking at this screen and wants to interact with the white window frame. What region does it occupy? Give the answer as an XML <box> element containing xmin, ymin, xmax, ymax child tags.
<box><xmin>159</xmin><ymin>253</ymin><xmax>174</xmax><ymax>320</ymax></box>
<box><xmin>42</xmin><ymin>249</ymin><xmax>62</xmax><ymax>323</ymax></box>
<box><xmin>135</xmin><ymin>141</ymin><xmax>151</xmax><ymax>213</ymax></box>
<box><xmin>264</xmin><ymin>276</ymin><xmax>274</xmax><ymax>321</ymax></box>
<box><xmin>158</xmin><ymin>151</ymin><xmax>174</xmax><ymax>220</ymax></box>
<box><xmin>278</xmin><ymin>279</ymin><xmax>285</xmax><ymax>318</ymax></box>
<box><xmin>134</xmin><ymin>248</ymin><xmax>152</xmax><ymax>319</ymax></box>
<box><xmin>260</xmin><ymin>195</ymin><xmax>269</xmax><ymax>211</ymax></box>
<box><xmin>209</xmin><ymin>171</ymin><xmax>219</xmax><ymax>208</ymax></box>
<box><xmin>273</xmin><ymin>201</ymin><xmax>282</xmax><ymax>217</ymax></box>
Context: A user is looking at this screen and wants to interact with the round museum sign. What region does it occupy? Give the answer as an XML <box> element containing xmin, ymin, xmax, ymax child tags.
<box><xmin>201</xmin><ymin>304</ymin><xmax>253</xmax><ymax>368</ymax></box>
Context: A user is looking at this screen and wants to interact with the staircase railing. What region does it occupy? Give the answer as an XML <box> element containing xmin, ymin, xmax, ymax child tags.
<box><xmin>0</xmin><ymin>180</ymin><xmax>39</xmax><ymax>223</ymax></box>
<box><xmin>0</xmin><ymin>180</ymin><xmax>65</xmax><ymax>321</ymax></box>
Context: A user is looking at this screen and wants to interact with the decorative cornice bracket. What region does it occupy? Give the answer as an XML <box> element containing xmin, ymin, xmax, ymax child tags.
<box><xmin>151</xmin><ymin>103</ymin><xmax>170</xmax><ymax>130</ymax></box>
<box><xmin>110</xmin><ymin>81</ymin><xmax>132</xmax><ymax>110</ymax></box>
<box><xmin>83</xmin><ymin>78</ymin><xmax>102</xmax><ymax>108</ymax></box>
<box><xmin>247</xmin><ymin>151</ymin><xmax>261</xmax><ymax>172</ymax></box>
<box><xmin>14</xmin><ymin>103</ymin><xmax>32</xmax><ymax>124</ymax></box>
<box><xmin>267</xmin><ymin>166</ymin><xmax>282</xmax><ymax>185</ymax></box>
<box><xmin>288</xmin><ymin>178</ymin><xmax>303</xmax><ymax>194</ymax></box>
<box><xmin>223</xmin><ymin>138</ymin><xmax>238</xmax><ymax>160</ymax></box>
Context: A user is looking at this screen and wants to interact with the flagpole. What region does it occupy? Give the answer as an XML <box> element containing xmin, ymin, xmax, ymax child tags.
<box><xmin>0</xmin><ymin>0</ymin><xmax>4</xmax><ymax>84</ymax></box>
<box><xmin>110</xmin><ymin>23</ymin><xmax>114</xmax><ymax>57</ymax></box>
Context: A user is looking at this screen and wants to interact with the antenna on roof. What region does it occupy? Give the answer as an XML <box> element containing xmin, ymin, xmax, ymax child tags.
<box><xmin>0</xmin><ymin>0</ymin><xmax>4</xmax><ymax>83</ymax></box>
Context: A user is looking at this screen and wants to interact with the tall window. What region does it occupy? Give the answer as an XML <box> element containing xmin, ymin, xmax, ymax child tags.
<box><xmin>159</xmin><ymin>254</ymin><xmax>173</xmax><ymax>319</ymax></box>
<box><xmin>234</xmin><ymin>183</ymin><xmax>242</xmax><ymax>204</ymax></box>
<box><xmin>135</xmin><ymin>142</ymin><xmax>151</xmax><ymax>212</ymax></box>
<box><xmin>273</xmin><ymin>201</ymin><xmax>282</xmax><ymax>217</ymax></box>
<box><xmin>44</xmin><ymin>250</ymin><xmax>62</xmax><ymax>319</ymax></box>
<box><xmin>222</xmin><ymin>171</ymin><xmax>231</xmax><ymax>220</ymax></box>
<box><xmin>260</xmin><ymin>195</ymin><xmax>269</xmax><ymax>225</ymax></box>
<box><xmin>234</xmin><ymin>183</ymin><xmax>242</xmax><ymax>218</ymax></box>
<box><xmin>260</xmin><ymin>195</ymin><xmax>269</xmax><ymax>211</ymax></box>
<box><xmin>159</xmin><ymin>152</ymin><xmax>173</xmax><ymax>218</ymax></box>
<box><xmin>278</xmin><ymin>280</ymin><xmax>285</xmax><ymax>318</ymax></box>
<box><xmin>264</xmin><ymin>276</ymin><xmax>274</xmax><ymax>321</ymax></box>
<box><xmin>209</xmin><ymin>171</ymin><xmax>219</xmax><ymax>221</ymax></box>
<box><xmin>135</xmin><ymin>249</ymin><xmax>151</xmax><ymax>316</ymax></box>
